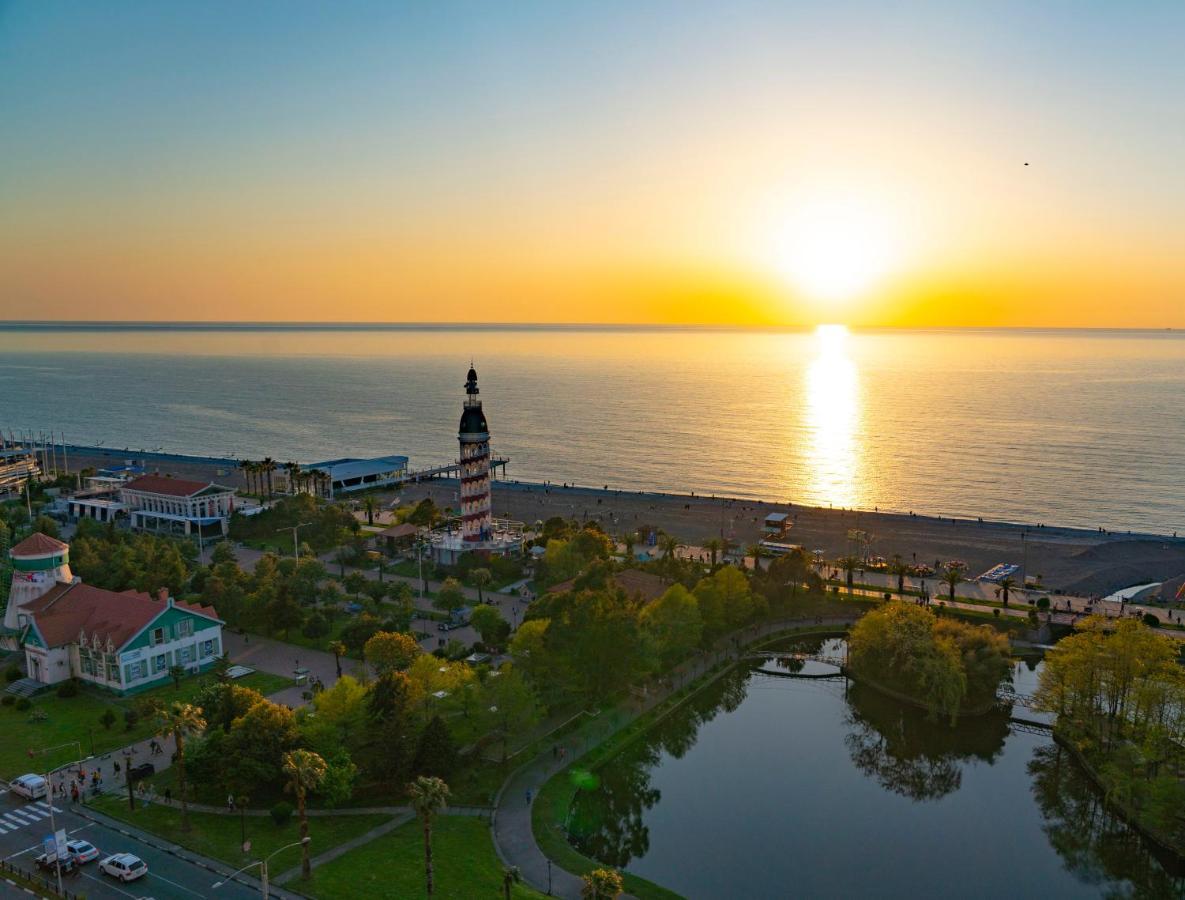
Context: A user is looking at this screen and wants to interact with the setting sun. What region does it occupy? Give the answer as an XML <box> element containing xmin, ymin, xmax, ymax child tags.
<box><xmin>768</xmin><ymin>196</ymin><xmax>899</xmax><ymax>304</ymax></box>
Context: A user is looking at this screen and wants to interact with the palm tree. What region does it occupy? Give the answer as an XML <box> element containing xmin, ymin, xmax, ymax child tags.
<box><xmin>407</xmin><ymin>776</ymin><xmax>450</xmax><ymax>896</ymax></box>
<box><xmin>261</xmin><ymin>457</ymin><xmax>277</xmax><ymax>498</ymax></box>
<box><xmin>746</xmin><ymin>543</ymin><xmax>767</xmax><ymax>573</ymax></box>
<box><xmin>838</xmin><ymin>555</ymin><xmax>860</xmax><ymax>592</ymax></box>
<box><xmin>622</xmin><ymin>531</ymin><xmax>635</xmax><ymax>560</ymax></box>
<box><xmin>239</xmin><ymin>459</ymin><xmax>254</xmax><ymax>495</ymax></box>
<box><xmin>942</xmin><ymin>563</ymin><xmax>966</xmax><ymax>602</ymax></box>
<box><xmin>284</xmin><ymin>461</ymin><xmax>302</xmax><ymax>495</ymax></box>
<box><xmin>659</xmin><ymin>534</ymin><xmax>681</xmax><ymax>561</ymax></box>
<box><xmin>997</xmin><ymin>575</ymin><xmax>1017</xmax><ymax>608</ymax></box>
<box><xmin>155</xmin><ymin>702</ymin><xmax>206</xmax><ymax>832</ymax></box>
<box><xmin>581</xmin><ymin>868</ymin><xmax>624</xmax><ymax>899</ymax></box>
<box><xmin>472</xmin><ymin>568</ymin><xmax>492</xmax><ymax>604</ymax></box>
<box><xmin>502</xmin><ymin>866</ymin><xmax>521</xmax><ymax>900</ymax></box>
<box><xmin>704</xmin><ymin>538</ymin><xmax>722</xmax><ymax>568</ymax></box>
<box><xmin>362</xmin><ymin>494</ymin><xmax>379</xmax><ymax>526</ymax></box>
<box><xmin>282</xmin><ymin>749</ymin><xmax>327</xmax><ymax>880</ymax></box>
<box><xmin>328</xmin><ymin>640</ymin><xmax>347</xmax><ymax>678</ymax></box>
<box><xmin>889</xmin><ymin>554</ymin><xmax>910</xmax><ymax>596</ymax></box>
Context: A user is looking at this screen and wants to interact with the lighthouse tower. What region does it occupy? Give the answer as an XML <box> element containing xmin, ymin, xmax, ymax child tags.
<box><xmin>3</xmin><ymin>533</ymin><xmax>72</xmax><ymax>635</ymax></box>
<box><xmin>458</xmin><ymin>365</ymin><xmax>493</xmax><ymax>543</ymax></box>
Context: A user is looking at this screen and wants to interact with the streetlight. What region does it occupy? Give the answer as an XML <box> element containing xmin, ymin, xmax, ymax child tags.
<box><xmin>212</xmin><ymin>836</ymin><xmax>310</xmax><ymax>898</ymax></box>
<box><xmin>276</xmin><ymin>522</ymin><xmax>313</xmax><ymax>559</ymax></box>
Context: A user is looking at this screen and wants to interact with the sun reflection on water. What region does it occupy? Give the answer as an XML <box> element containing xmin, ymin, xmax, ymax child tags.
<box><xmin>806</xmin><ymin>324</ymin><xmax>860</xmax><ymax>508</ymax></box>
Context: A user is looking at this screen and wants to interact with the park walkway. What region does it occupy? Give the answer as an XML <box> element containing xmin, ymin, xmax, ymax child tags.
<box><xmin>492</xmin><ymin>614</ymin><xmax>859</xmax><ymax>899</ymax></box>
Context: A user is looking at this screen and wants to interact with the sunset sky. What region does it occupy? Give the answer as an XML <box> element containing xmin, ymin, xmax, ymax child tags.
<box><xmin>2</xmin><ymin>1</ymin><xmax>1182</xmax><ymax>327</ymax></box>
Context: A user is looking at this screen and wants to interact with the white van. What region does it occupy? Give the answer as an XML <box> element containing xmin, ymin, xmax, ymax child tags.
<box><xmin>9</xmin><ymin>774</ymin><xmax>48</xmax><ymax>800</ymax></box>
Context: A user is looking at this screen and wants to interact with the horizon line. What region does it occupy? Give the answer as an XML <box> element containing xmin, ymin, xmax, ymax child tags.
<box><xmin>0</xmin><ymin>320</ymin><xmax>1180</xmax><ymax>334</ymax></box>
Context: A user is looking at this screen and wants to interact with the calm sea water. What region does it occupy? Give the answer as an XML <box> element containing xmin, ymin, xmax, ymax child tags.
<box><xmin>1</xmin><ymin>326</ymin><xmax>1183</xmax><ymax>533</ymax></box>
<box><xmin>568</xmin><ymin>638</ymin><xmax>1183</xmax><ymax>898</ymax></box>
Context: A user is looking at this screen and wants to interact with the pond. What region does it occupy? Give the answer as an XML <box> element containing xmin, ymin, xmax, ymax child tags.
<box><xmin>567</xmin><ymin>638</ymin><xmax>1184</xmax><ymax>899</ymax></box>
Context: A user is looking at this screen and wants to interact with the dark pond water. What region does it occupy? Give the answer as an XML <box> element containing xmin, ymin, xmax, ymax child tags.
<box><xmin>567</xmin><ymin>638</ymin><xmax>1184</xmax><ymax>899</ymax></box>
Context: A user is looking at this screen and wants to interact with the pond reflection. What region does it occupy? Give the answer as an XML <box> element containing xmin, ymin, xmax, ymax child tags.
<box><xmin>567</xmin><ymin>637</ymin><xmax>1182</xmax><ymax>898</ymax></box>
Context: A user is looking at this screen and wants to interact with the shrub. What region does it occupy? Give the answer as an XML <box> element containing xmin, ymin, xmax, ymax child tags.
<box><xmin>15</xmin><ymin>697</ymin><xmax>31</xmax><ymax>711</ymax></box>
<box><xmin>4</xmin><ymin>667</ymin><xmax>21</xmax><ymax>683</ymax></box>
<box><xmin>993</xmin><ymin>608</ymin><xmax>1001</xmax><ymax>618</ymax></box>
<box><xmin>56</xmin><ymin>680</ymin><xmax>79</xmax><ymax>698</ymax></box>
<box><xmin>1035</xmin><ymin>596</ymin><xmax>1050</xmax><ymax>611</ymax></box>
<box><xmin>99</xmin><ymin>709</ymin><xmax>117</xmax><ymax>730</ymax></box>
<box><xmin>123</xmin><ymin>708</ymin><xmax>139</xmax><ymax>731</ymax></box>
<box><xmin>270</xmin><ymin>801</ymin><xmax>293</xmax><ymax>826</ymax></box>
<box><xmin>1</xmin><ymin>694</ymin><xmax>14</xmax><ymax>706</ymax></box>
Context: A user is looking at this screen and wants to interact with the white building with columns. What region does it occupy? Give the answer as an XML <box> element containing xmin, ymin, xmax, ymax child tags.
<box><xmin>120</xmin><ymin>474</ymin><xmax>236</xmax><ymax>538</ymax></box>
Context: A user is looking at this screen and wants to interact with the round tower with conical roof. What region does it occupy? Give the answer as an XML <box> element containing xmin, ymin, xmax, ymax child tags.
<box><xmin>3</xmin><ymin>533</ymin><xmax>72</xmax><ymax>633</ymax></box>
<box><xmin>459</xmin><ymin>365</ymin><xmax>493</xmax><ymax>543</ymax></box>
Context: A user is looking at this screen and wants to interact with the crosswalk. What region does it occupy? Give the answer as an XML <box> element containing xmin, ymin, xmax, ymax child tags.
<box><xmin>0</xmin><ymin>801</ymin><xmax>62</xmax><ymax>834</ymax></box>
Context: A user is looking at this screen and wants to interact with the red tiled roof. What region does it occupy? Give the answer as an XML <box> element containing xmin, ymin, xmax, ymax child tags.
<box><xmin>23</xmin><ymin>582</ymin><xmax>220</xmax><ymax>649</ymax></box>
<box><xmin>10</xmin><ymin>533</ymin><xmax>69</xmax><ymax>556</ymax></box>
<box><xmin>122</xmin><ymin>475</ymin><xmax>218</xmax><ymax>497</ymax></box>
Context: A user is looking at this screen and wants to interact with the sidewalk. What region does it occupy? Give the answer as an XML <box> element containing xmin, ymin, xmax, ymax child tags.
<box><xmin>222</xmin><ymin>630</ymin><xmax>373</xmax><ymax>707</ymax></box>
<box><xmin>48</xmin><ymin>731</ymin><xmax>177</xmax><ymax>804</ymax></box>
<box><xmin>73</xmin><ymin>801</ymin><xmax>306</xmax><ymax>900</ymax></box>
<box><xmin>492</xmin><ymin>614</ymin><xmax>858</xmax><ymax>899</ymax></box>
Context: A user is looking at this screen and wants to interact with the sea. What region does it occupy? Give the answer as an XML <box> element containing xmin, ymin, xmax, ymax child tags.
<box><xmin>1</xmin><ymin>324</ymin><xmax>1183</xmax><ymax>535</ymax></box>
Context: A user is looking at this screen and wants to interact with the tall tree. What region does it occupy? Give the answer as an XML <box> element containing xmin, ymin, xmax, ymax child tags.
<box><xmin>282</xmin><ymin>749</ymin><xmax>328</xmax><ymax>880</ymax></box>
<box><xmin>155</xmin><ymin>702</ymin><xmax>206</xmax><ymax>831</ymax></box>
<box><xmin>328</xmin><ymin>640</ymin><xmax>348</xmax><ymax>678</ymax></box>
<box><xmin>471</xmin><ymin>567</ymin><xmax>492</xmax><ymax>604</ymax></box>
<box><xmin>407</xmin><ymin>776</ymin><xmax>450</xmax><ymax>896</ymax></box>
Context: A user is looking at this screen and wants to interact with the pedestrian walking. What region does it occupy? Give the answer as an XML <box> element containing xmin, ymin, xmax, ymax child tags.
<box><xmin>164</xmin><ymin>787</ymin><xmax>172</xmax><ymax>804</ymax></box>
<box><xmin>227</xmin><ymin>793</ymin><xmax>235</xmax><ymax>811</ymax></box>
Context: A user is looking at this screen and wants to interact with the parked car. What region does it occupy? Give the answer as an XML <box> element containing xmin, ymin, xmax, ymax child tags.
<box><xmin>67</xmin><ymin>840</ymin><xmax>100</xmax><ymax>864</ymax></box>
<box><xmin>34</xmin><ymin>852</ymin><xmax>77</xmax><ymax>876</ymax></box>
<box><xmin>9</xmin><ymin>774</ymin><xmax>48</xmax><ymax>800</ymax></box>
<box><xmin>127</xmin><ymin>762</ymin><xmax>155</xmax><ymax>782</ymax></box>
<box><xmin>99</xmin><ymin>853</ymin><xmax>148</xmax><ymax>882</ymax></box>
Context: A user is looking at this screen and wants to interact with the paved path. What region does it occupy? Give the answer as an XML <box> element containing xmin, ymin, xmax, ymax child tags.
<box><xmin>492</xmin><ymin>614</ymin><xmax>858</xmax><ymax>899</ymax></box>
<box><xmin>823</xmin><ymin>568</ymin><xmax>1185</xmax><ymax>640</ymax></box>
<box><xmin>221</xmin><ymin>630</ymin><xmax>372</xmax><ymax>707</ymax></box>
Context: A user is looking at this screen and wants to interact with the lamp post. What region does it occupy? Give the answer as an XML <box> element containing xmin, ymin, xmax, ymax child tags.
<box><xmin>212</xmin><ymin>836</ymin><xmax>310</xmax><ymax>898</ymax></box>
<box><xmin>277</xmin><ymin>522</ymin><xmax>313</xmax><ymax>559</ymax></box>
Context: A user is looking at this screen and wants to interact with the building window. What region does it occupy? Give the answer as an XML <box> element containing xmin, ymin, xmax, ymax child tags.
<box><xmin>177</xmin><ymin>646</ymin><xmax>190</xmax><ymax>664</ymax></box>
<box><xmin>151</xmin><ymin>627</ymin><xmax>165</xmax><ymax>646</ymax></box>
<box><xmin>177</xmin><ymin>619</ymin><xmax>192</xmax><ymax>638</ymax></box>
<box><xmin>153</xmin><ymin>654</ymin><xmax>167</xmax><ymax>673</ymax></box>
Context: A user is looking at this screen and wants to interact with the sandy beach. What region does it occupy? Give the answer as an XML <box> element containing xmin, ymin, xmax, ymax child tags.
<box><xmin>65</xmin><ymin>447</ymin><xmax>1185</xmax><ymax>598</ymax></box>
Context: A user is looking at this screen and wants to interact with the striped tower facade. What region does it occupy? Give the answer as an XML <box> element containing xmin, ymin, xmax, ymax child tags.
<box><xmin>458</xmin><ymin>366</ymin><xmax>492</xmax><ymax>543</ymax></box>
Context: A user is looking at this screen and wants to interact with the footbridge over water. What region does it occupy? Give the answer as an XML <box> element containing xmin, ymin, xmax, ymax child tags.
<box><xmin>747</xmin><ymin>650</ymin><xmax>1053</xmax><ymax>732</ymax></box>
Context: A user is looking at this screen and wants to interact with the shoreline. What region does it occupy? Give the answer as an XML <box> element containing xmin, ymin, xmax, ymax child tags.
<box><xmin>55</xmin><ymin>444</ymin><xmax>1185</xmax><ymax>597</ymax></box>
<box><xmin>60</xmin><ymin>443</ymin><xmax>1182</xmax><ymax>542</ymax></box>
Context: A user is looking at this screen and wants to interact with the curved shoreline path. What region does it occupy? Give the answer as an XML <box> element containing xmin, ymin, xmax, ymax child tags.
<box><xmin>492</xmin><ymin>615</ymin><xmax>859</xmax><ymax>899</ymax></box>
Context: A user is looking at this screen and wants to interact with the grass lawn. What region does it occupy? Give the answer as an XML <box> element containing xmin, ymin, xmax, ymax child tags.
<box><xmin>256</xmin><ymin>615</ymin><xmax>353</xmax><ymax>656</ymax></box>
<box><xmin>0</xmin><ymin>670</ymin><xmax>292</xmax><ymax>780</ymax></box>
<box><xmin>304</xmin><ymin>815</ymin><xmax>545</xmax><ymax>900</ymax></box>
<box><xmin>89</xmin><ymin>793</ymin><xmax>391</xmax><ymax>871</ymax></box>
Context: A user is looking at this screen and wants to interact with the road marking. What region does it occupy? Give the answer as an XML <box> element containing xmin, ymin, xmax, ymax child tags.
<box><xmin>148</xmin><ymin>869</ymin><xmax>207</xmax><ymax>897</ymax></box>
<box><xmin>81</xmin><ymin>870</ymin><xmax>140</xmax><ymax>899</ymax></box>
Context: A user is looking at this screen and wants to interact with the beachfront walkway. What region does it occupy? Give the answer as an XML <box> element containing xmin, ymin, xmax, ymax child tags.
<box><xmin>493</xmin><ymin>614</ymin><xmax>859</xmax><ymax>899</ymax></box>
<box><xmin>825</xmin><ymin>568</ymin><xmax>1185</xmax><ymax>639</ymax></box>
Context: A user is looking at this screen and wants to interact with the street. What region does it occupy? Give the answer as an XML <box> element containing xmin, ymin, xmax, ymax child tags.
<box><xmin>0</xmin><ymin>788</ymin><xmax>259</xmax><ymax>900</ymax></box>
